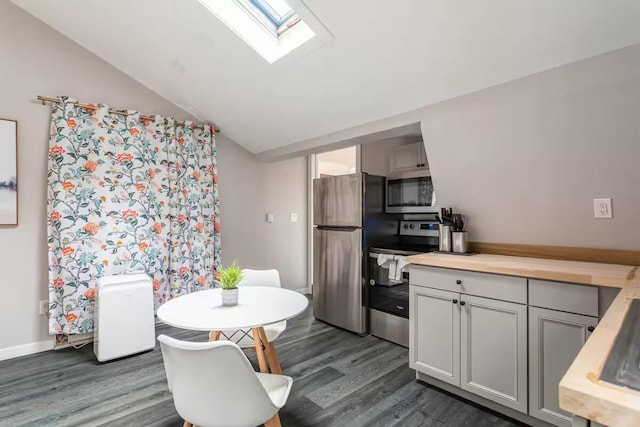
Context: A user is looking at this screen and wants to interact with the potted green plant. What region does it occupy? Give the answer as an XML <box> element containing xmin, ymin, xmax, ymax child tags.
<box><xmin>216</xmin><ymin>260</ymin><xmax>244</xmax><ymax>306</ymax></box>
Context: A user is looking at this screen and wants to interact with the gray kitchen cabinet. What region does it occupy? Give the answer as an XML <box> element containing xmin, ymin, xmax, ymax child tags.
<box><xmin>409</xmin><ymin>285</ymin><xmax>460</xmax><ymax>386</ymax></box>
<box><xmin>460</xmin><ymin>295</ymin><xmax>528</xmax><ymax>413</ymax></box>
<box><xmin>529</xmin><ymin>307</ymin><xmax>597</xmax><ymax>427</ymax></box>
<box><xmin>389</xmin><ymin>142</ymin><xmax>427</xmax><ymax>172</ymax></box>
<box><xmin>409</xmin><ymin>264</ymin><xmax>608</xmax><ymax>426</ymax></box>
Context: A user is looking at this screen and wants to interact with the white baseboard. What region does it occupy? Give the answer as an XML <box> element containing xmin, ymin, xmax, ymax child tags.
<box><xmin>0</xmin><ymin>339</ymin><xmax>54</xmax><ymax>362</ymax></box>
<box><xmin>294</xmin><ymin>287</ymin><xmax>311</xmax><ymax>295</ymax></box>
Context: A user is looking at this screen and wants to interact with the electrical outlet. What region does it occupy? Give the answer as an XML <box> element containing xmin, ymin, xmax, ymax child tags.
<box><xmin>39</xmin><ymin>300</ymin><xmax>48</xmax><ymax>315</ymax></box>
<box><xmin>289</xmin><ymin>213</ymin><xmax>298</xmax><ymax>223</ymax></box>
<box><xmin>593</xmin><ymin>198</ymin><xmax>613</xmax><ymax>219</ymax></box>
<box><xmin>266</xmin><ymin>213</ymin><xmax>274</xmax><ymax>223</ymax></box>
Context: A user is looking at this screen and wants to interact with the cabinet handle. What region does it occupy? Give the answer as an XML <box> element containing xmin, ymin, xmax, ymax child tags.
<box><xmin>460</xmin><ymin>301</ymin><xmax>466</xmax><ymax>306</ymax></box>
<box><xmin>396</xmin><ymin>305</ymin><xmax>405</xmax><ymax>310</ymax></box>
<box><xmin>452</xmin><ymin>299</ymin><xmax>458</xmax><ymax>304</ymax></box>
<box><xmin>416</xmin><ymin>163</ymin><xmax>420</xmax><ymax>167</ymax></box>
<box><xmin>456</xmin><ymin>280</ymin><xmax>462</xmax><ymax>285</ymax></box>
<box><xmin>587</xmin><ymin>326</ymin><xmax>595</xmax><ymax>332</ymax></box>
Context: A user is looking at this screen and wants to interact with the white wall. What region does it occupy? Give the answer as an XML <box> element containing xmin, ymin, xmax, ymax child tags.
<box><xmin>0</xmin><ymin>1</ymin><xmax>307</xmax><ymax>357</ymax></box>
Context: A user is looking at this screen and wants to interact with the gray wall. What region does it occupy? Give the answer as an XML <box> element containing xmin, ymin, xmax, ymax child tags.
<box><xmin>0</xmin><ymin>1</ymin><xmax>307</xmax><ymax>355</ymax></box>
<box><xmin>217</xmin><ymin>138</ymin><xmax>308</xmax><ymax>291</ymax></box>
<box><xmin>261</xmin><ymin>44</ymin><xmax>640</xmax><ymax>251</ymax></box>
<box><xmin>421</xmin><ymin>44</ymin><xmax>640</xmax><ymax>250</ymax></box>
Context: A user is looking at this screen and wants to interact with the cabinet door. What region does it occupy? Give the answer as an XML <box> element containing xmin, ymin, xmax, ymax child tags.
<box><xmin>460</xmin><ymin>295</ymin><xmax>528</xmax><ymax>413</ymax></box>
<box><xmin>409</xmin><ymin>286</ymin><xmax>460</xmax><ymax>386</ymax></box>
<box><xmin>390</xmin><ymin>143</ymin><xmax>423</xmax><ymax>172</ymax></box>
<box><xmin>529</xmin><ymin>307</ymin><xmax>597</xmax><ymax>427</ymax></box>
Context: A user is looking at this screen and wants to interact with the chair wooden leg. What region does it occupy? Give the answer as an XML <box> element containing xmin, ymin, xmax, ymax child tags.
<box><xmin>257</xmin><ymin>327</ymin><xmax>283</xmax><ymax>375</ymax></box>
<box><xmin>253</xmin><ymin>328</ymin><xmax>269</xmax><ymax>373</ymax></box>
<box><xmin>183</xmin><ymin>421</ymin><xmax>193</xmax><ymax>427</ymax></box>
<box><xmin>208</xmin><ymin>330</ymin><xmax>221</xmax><ymax>342</ymax></box>
<box><xmin>265</xmin><ymin>412</ymin><xmax>282</xmax><ymax>427</ymax></box>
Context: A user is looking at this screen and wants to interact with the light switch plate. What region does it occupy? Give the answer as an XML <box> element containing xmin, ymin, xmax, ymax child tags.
<box><xmin>593</xmin><ymin>198</ymin><xmax>613</xmax><ymax>219</ymax></box>
<box><xmin>39</xmin><ymin>300</ymin><xmax>48</xmax><ymax>315</ymax></box>
<box><xmin>289</xmin><ymin>213</ymin><xmax>298</xmax><ymax>223</ymax></box>
<box><xmin>266</xmin><ymin>213</ymin><xmax>274</xmax><ymax>223</ymax></box>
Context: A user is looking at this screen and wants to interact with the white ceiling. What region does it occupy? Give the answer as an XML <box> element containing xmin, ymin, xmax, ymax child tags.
<box><xmin>12</xmin><ymin>0</ymin><xmax>640</xmax><ymax>154</ymax></box>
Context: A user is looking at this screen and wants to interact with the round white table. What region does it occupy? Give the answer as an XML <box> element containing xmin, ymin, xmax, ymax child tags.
<box><xmin>157</xmin><ymin>286</ymin><xmax>308</xmax><ymax>375</ymax></box>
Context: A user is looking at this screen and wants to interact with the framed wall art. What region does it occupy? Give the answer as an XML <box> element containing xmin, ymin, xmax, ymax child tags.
<box><xmin>0</xmin><ymin>118</ymin><xmax>17</xmax><ymax>225</ymax></box>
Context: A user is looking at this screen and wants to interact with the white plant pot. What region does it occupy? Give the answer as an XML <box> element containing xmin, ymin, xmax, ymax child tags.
<box><xmin>221</xmin><ymin>288</ymin><xmax>239</xmax><ymax>306</ymax></box>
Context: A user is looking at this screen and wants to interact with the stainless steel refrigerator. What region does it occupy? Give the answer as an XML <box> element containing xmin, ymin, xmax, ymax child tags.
<box><xmin>312</xmin><ymin>173</ymin><xmax>394</xmax><ymax>334</ymax></box>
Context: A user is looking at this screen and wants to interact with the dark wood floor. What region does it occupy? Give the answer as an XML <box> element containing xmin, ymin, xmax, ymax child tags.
<box><xmin>0</xmin><ymin>300</ymin><xmax>524</xmax><ymax>427</ymax></box>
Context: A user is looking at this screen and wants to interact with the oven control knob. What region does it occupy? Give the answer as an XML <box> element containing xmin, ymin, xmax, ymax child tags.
<box><xmin>409</xmin><ymin>224</ymin><xmax>415</xmax><ymax>229</ymax></box>
<box><xmin>369</xmin><ymin>279</ymin><xmax>375</xmax><ymax>286</ymax></box>
<box><xmin>403</xmin><ymin>224</ymin><xmax>409</xmax><ymax>229</ymax></box>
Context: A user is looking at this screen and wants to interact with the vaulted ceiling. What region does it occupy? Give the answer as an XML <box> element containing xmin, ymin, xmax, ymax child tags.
<box><xmin>12</xmin><ymin>0</ymin><xmax>640</xmax><ymax>154</ymax></box>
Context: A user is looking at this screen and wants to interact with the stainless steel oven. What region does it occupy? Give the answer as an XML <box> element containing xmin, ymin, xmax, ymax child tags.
<box><xmin>367</xmin><ymin>220</ymin><xmax>440</xmax><ymax>347</ymax></box>
<box><xmin>385</xmin><ymin>171</ymin><xmax>437</xmax><ymax>214</ymax></box>
<box><xmin>368</xmin><ymin>248</ymin><xmax>414</xmax><ymax>348</ymax></box>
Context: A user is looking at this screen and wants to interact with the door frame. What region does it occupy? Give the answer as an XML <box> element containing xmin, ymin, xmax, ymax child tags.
<box><xmin>306</xmin><ymin>155</ymin><xmax>315</xmax><ymax>295</ymax></box>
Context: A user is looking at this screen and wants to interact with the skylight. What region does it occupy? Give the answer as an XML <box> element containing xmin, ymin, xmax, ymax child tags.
<box><xmin>249</xmin><ymin>0</ymin><xmax>295</xmax><ymax>28</ymax></box>
<box><xmin>199</xmin><ymin>0</ymin><xmax>318</xmax><ymax>64</ymax></box>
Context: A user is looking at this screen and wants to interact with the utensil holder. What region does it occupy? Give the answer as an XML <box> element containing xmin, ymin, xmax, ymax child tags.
<box><xmin>452</xmin><ymin>231</ymin><xmax>469</xmax><ymax>254</ymax></box>
<box><xmin>439</xmin><ymin>225</ymin><xmax>452</xmax><ymax>252</ymax></box>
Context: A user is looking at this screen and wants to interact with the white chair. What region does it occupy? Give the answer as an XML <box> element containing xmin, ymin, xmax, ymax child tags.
<box><xmin>158</xmin><ymin>334</ymin><xmax>292</xmax><ymax>427</ymax></box>
<box><xmin>219</xmin><ymin>269</ymin><xmax>287</xmax><ymax>348</ymax></box>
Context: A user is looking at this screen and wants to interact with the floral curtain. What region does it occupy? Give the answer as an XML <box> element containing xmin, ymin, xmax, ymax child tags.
<box><xmin>47</xmin><ymin>97</ymin><xmax>221</xmax><ymax>335</ymax></box>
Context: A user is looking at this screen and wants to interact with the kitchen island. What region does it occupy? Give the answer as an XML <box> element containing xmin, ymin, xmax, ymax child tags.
<box><xmin>406</xmin><ymin>252</ymin><xmax>639</xmax><ymax>427</ymax></box>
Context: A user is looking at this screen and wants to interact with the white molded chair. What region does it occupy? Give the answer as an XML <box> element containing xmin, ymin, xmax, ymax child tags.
<box><xmin>158</xmin><ymin>334</ymin><xmax>292</xmax><ymax>427</ymax></box>
<box><xmin>220</xmin><ymin>269</ymin><xmax>287</xmax><ymax>348</ymax></box>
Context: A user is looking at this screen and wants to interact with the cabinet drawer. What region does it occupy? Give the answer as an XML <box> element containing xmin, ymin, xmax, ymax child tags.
<box><xmin>410</xmin><ymin>266</ymin><xmax>527</xmax><ymax>304</ymax></box>
<box><xmin>529</xmin><ymin>279</ymin><xmax>598</xmax><ymax>317</ymax></box>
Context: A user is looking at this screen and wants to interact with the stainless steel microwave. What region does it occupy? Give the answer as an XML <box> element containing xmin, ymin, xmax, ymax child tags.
<box><xmin>385</xmin><ymin>172</ymin><xmax>437</xmax><ymax>214</ymax></box>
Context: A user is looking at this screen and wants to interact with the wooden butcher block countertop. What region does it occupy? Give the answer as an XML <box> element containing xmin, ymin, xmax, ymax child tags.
<box><xmin>407</xmin><ymin>252</ymin><xmax>640</xmax><ymax>427</ymax></box>
<box><xmin>406</xmin><ymin>253</ymin><xmax>635</xmax><ymax>288</ymax></box>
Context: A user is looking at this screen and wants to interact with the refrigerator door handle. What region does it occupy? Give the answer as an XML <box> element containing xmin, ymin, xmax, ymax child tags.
<box><xmin>315</xmin><ymin>225</ymin><xmax>360</xmax><ymax>232</ymax></box>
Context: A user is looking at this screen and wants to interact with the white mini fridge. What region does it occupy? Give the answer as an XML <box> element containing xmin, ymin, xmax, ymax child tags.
<box><xmin>93</xmin><ymin>273</ymin><xmax>156</xmax><ymax>362</ymax></box>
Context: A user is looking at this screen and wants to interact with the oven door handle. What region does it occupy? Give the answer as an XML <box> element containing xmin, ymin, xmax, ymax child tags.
<box><xmin>369</xmin><ymin>253</ymin><xmax>380</xmax><ymax>259</ymax></box>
